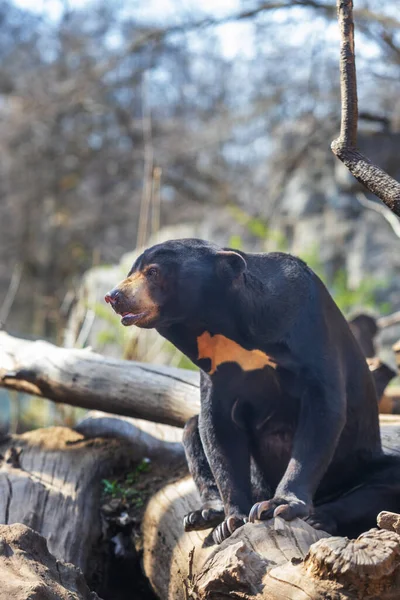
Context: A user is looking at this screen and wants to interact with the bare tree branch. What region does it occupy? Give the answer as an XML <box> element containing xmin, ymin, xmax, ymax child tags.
<box><xmin>0</xmin><ymin>264</ymin><xmax>23</xmax><ymax>327</ymax></box>
<box><xmin>331</xmin><ymin>0</ymin><xmax>400</xmax><ymax>217</ymax></box>
<box><xmin>356</xmin><ymin>192</ymin><xmax>400</xmax><ymax>238</ymax></box>
<box><xmin>378</xmin><ymin>311</ymin><xmax>400</xmax><ymax>330</ymax></box>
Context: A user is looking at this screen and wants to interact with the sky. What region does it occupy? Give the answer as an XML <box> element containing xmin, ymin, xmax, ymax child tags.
<box><xmin>11</xmin><ymin>0</ymin><xmax>262</xmax><ymax>59</ymax></box>
<box><xmin>12</xmin><ymin>0</ymin><xmax>242</xmax><ymax>24</ymax></box>
<box><xmin>10</xmin><ymin>0</ymin><xmax>381</xmax><ymax>63</ymax></box>
<box><xmin>10</xmin><ymin>0</ymin><xmax>254</xmax><ymax>58</ymax></box>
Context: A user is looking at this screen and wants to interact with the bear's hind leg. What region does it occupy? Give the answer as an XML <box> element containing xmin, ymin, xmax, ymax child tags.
<box><xmin>307</xmin><ymin>457</ymin><xmax>400</xmax><ymax>538</ymax></box>
<box><xmin>182</xmin><ymin>415</ymin><xmax>224</xmax><ymax>532</ymax></box>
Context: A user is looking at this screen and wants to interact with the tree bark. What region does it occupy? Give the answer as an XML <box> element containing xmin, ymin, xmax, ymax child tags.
<box><xmin>261</xmin><ymin>526</ymin><xmax>400</xmax><ymax>600</ymax></box>
<box><xmin>0</xmin><ymin>331</ymin><xmax>200</xmax><ymax>428</ymax></box>
<box><xmin>331</xmin><ymin>0</ymin><xmax>400</xmax><ymax>216</ymax></box>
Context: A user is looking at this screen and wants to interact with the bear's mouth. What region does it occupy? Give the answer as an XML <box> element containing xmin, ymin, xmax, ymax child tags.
<box><xmin>120</xmin><ymin>311</ymin><xmax>149</xmax><ymax>326</ymax></box>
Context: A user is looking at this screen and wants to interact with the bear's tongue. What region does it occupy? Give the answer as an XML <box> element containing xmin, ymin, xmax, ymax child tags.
<box><xmin>121</xmin><ymin>312</ymin><xmax>146</xmax><ymax>326</ymax></box>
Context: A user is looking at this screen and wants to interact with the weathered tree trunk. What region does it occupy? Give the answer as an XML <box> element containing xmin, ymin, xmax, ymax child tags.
<box><xmin>141</xmin><ymin>475</ymin><xmax>331</xmax><ymax>600</ymax></box>
<box><xmin>0</xmin><ymin>523</ymin><xmax>101</xmax><ymax>600</ymax></box>
<box><xmin>260</xmin><ymin>526</ymin><xmax>400</xmax><ymax>600</ymax></box>
<box><xmin>0</xmin><ymin>331</ymin><xmax>200</xmax><ymax>427</ymax></box>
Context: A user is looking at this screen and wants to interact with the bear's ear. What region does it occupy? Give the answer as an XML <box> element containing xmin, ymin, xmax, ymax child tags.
<box><xmin>216</xmin><ymin>251</ymin><xmax>247</xmax><ymax>279</ymax></box>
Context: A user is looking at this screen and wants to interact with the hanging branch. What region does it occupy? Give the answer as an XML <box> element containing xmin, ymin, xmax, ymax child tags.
<box><xmin>331</xmin><ymin>0</ymin><xmax>400</xmax><ymax>217</ymax></box>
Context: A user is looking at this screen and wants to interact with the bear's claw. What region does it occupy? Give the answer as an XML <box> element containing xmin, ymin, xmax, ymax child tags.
<box><xmin>212</xmin><ymin>515</ymin><xmax>247</xmax><ymax>544</ymax></box>
<box><xmin>249</xmin><ymin>496</ymin><xmax>310</xmax><ymax>523</ymax></box>
<box><xmin>183</xmin><ymin>508</ymin><xmax>224</xmax><ymax>532</ymax></box>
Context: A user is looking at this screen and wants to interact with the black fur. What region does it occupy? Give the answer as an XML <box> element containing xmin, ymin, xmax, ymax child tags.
<box><xmin>107</xmin><ymin>238</ymin><xmax>400</xmax><ymax>543</ymax></box>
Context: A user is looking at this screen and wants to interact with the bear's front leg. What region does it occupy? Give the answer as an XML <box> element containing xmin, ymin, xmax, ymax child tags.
<box><xmin>199</xmin><ymin>386</ymin><xmax>252</xmax><ymax>544</ymax></box>
<box><xmin>182</xmin><ymin>414</ymin><xmax>225</xmax><ymax>532</ymax></box>
<box><xmin>249</xmin><ymin>378</ymin><xmax>346</xmax><ymax>525</ymax></box>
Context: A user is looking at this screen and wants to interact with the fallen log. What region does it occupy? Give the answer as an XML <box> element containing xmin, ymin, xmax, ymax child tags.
<box><xmin>0</xmin><ymin>330</ymin><xmax>200</xmax><ymax>427</ymax></box>
<box><xmin>141</xmin><ymin>472</ymin><xmax>400</xmax><ymax>600</ymax></box>
<box><xmin>0</xmin><ymin>427</ymin><xmax>134</xmax><ymax>575</ymax></box>
<box><xmin>141</xmin><ymin>475</ymin><xmax>330</xmax><ymax>600</ymax></box>
<box><xmin>0</xmin><ymin>420</ymin><xmax>187</xmax><ymax>572</ymax></box>
<box><xmin>260</xmin><ymin>526</ymin><xmax>400</xmax><ymax>600</ymax></box>
<box><xmin>75</xmin><ymin>411</ymin><xmax>184</xmax><ymax>459</ymax></box>
<box><xmin>0</xmin><ymin>422</ymin><xmax>188</xmax><ymax>600</ymax></box>
<box><xmin>0</xmin><ymin>523</ymin><xmax>101</xmax><ymax>600</ymax></box>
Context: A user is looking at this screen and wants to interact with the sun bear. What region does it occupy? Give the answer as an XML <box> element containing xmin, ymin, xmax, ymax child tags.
<box><xmin>105</xmin><ymin>238</ymin><xmax>400</xmax><ymax>544</ymax></box>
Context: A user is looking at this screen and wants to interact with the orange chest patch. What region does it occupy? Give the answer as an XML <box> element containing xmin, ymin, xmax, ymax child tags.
<box><xmin>197</xmin><ymin>332</ymin><xmax>277</xmax><ymax>375</ymax></box>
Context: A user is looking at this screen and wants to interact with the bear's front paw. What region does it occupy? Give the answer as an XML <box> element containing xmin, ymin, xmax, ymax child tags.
<box><xmin>183</xmin><ymin>506</ymin><xmax>224</xmax><ymax>532</ymax></box>
<box><xmin>248</xmin><ymin>495</ymin><xmax>311</xmax><ymax>523</ymax></box>
<box><xmin>212</xmin><ymin>515</ymin><xmax>247</xmax><ymax>544</ymax></box>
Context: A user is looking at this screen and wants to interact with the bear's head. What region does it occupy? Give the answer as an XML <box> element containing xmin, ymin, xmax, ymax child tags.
<box><xmin>105</xmin><ymin>238</ymin><xmax>246</xmax><ymax>329</ymax></box>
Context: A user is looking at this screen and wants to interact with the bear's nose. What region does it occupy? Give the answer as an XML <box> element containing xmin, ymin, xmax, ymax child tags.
<box><xmin>105</xmin><ymin>289</ymin><xmax>121</xmax><ymax>305</ymax></box>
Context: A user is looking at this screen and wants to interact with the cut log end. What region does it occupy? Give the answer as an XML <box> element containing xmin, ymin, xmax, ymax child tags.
<box><xmin>306</xmin><ymin>529</ymin><xmax>400</xmax><ymax>580</ymax></box>
<box><xmin>377</xmin><ymin>510</ymin><xmax>400</xmax><ymax>535</ymax></box>
<box><xmin>279</xmin><ymin>527</ymin><xmax>400</xmax><ymax>600</ymax></box>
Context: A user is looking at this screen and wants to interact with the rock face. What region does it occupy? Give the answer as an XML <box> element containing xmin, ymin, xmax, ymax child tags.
<box><xmin>0</xmin><ymin>523</ymin><xmax>101</xmax><ymax>600</ymax></box>
<box><xmin>265</xmin><ymin>129</ymin><xmax>400</xmax><ymax>360</ymax></box>
<box><xmin>267</xmin><ymin>129</ymin><xmax>400</xmax><ymax>299</ymax></box>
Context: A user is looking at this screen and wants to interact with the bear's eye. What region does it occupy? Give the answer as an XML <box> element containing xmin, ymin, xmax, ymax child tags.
<box><xmin>146</xmin><ymin>266</ymin><xmax>159</xmax><ymax>280</ymax></box>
